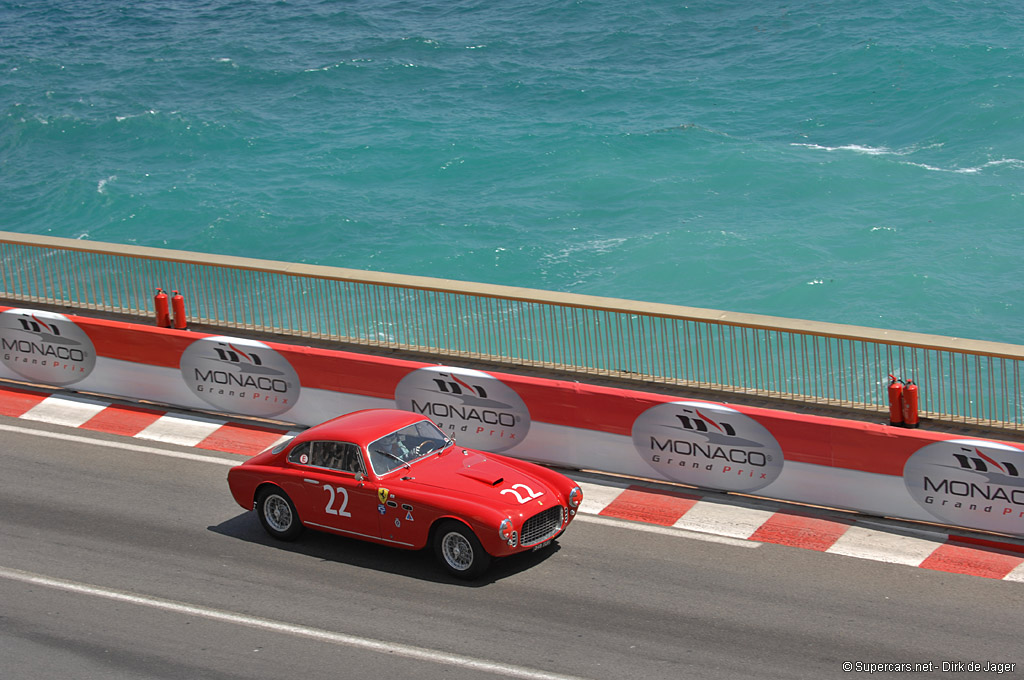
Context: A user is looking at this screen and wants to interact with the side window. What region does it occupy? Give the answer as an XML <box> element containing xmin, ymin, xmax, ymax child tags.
<box><xmin>335</xmin><ymin>443</ymin><xmax>365</xmax><ymax>474</ymax></box>
<box><xmin>289</xmin><ymin>440</ymin><xmax>364</xmax><ymax>475</ymax></box>
<box><xmin>287</xmin><ymin>441</ymin><xmax>311</xmax><ymax>465</ymax></box>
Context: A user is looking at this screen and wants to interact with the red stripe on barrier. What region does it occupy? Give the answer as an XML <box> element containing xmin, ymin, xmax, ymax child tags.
<box><xmin>748</xmin><ymin>512</ymin><xmax>851</xmax><ymax>551</ymax></box>
<box><xmin>82</xmin><ymin>319</ymin><xmax>201</xmax><ymax>368</ymax></box>
<box><xmin>0</xmin><ymin>385</ymin><xmax>48</xmax><ymax>417</ymax></box>
<box><xmin>283</xmin><ymin>348</ymin><xmax>415</xmax><ymax>400</ymax></box>
<box><xmin>918</xmin><ymin>543</ymin><xmax>1024</xmax><ymax>579</ymax></box>
<box><xmin>195</xmin><ymin>422</ymin><xmax>292</xmax><ymax>456</ymax></box>
<box><xmin>79</xmin><ymin>404</ymin><xmax>166</xmax><ymax>436</ymax></box>
<box><xmin>947</xmin><ymin>534</ymin><xmax>1024</xmax><ymax>557</ymax></box>
<box><xmin>598</xmin><ymin>486</ymin><xmax>701</xmax><ymax>526</ymax></box>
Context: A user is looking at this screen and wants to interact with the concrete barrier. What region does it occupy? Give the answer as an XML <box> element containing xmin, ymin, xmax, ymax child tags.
<box><xmin>2</xmin><ymin>306</ymin><xmax>1022</xmax><ymax>538</ymax></box>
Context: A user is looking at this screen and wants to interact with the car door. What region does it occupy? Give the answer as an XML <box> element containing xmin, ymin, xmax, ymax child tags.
<box><xmin>287</xmin><ymin>440</ymin><xmax>381</xmax><ymax>540</ymax></box>
<box><xmin>375</xmin><ymin>478</ymin><xmax>434</xmax><ymax>550</ymax></box>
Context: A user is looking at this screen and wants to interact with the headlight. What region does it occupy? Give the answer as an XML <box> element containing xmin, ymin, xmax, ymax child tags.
<box><xmin>568</xmin><ymin>486</ymin><xmax>583</xmax><ymax>508</ymax></box>
<box><xmin>498</xmin><ymin>518</ymin><xmax>514</xmax><ymax>541</ymax></box>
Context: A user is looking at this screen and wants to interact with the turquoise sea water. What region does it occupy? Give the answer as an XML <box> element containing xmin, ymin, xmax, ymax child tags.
<box><xmin>2</xmin><ymin>1</ymin><xmax>1022</xmax><ymax>343</ymax></box>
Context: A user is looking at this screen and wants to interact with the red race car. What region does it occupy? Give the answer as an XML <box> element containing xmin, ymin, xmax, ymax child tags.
<box><xmin>227</xmin><ymin>409</ymin><xmax>583</xmax><ymax>579</ymax></box>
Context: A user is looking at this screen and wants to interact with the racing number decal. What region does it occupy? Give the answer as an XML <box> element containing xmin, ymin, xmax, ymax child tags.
<box><xmin>323</xmin><ymin>485</ymin><xmax>352</xmax><ymax>517</ymax></box>
<box><xmin>501</xmin><ymin>483</ymin><xmax>544</xmax><ymax>504</ymax></box>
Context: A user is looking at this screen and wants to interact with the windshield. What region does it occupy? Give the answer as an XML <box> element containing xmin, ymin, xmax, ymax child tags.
<box><xmin>368</xmin><ymin>420</ymin><xmax>452</xmax><ymax>475</ymax></box>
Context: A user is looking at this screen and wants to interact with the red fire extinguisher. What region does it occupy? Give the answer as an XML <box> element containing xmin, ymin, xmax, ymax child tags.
<box><xmin>154</xmin><ymin>288</ymin><xmax>171</xmax><ymax>328</ymax></box>
<box><xmin>902</xmin><ymin>379</ymin><xmax>920</xmax><ymax>428</ymax></box>
<box><xmin>171</xmin><ymin>290</ymin><xmax>187</xmax><ymax>330</ymax></box>
<box><xmin>887</xmin><ymin>374</ymin><xmax>904</xmax><ymax>427</ymax></box>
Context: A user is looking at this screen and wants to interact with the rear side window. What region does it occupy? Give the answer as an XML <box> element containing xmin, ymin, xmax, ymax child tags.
<box><xmin>288</xmin><ymin>441</ymin><xmax>364</xmax><ymax>475</ymax></box>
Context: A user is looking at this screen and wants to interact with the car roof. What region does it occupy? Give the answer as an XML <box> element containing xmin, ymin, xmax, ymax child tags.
<box><xmin>294</xmin><ymin>409</ymin><xmax>430</xmax><ymax>448</ymax></box>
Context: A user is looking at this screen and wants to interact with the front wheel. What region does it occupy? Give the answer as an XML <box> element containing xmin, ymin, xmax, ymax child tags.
<box><xmin>433</xmin><ymin>520</ymin><xmax>491</xmax><ymax>580</ymax></box>
<box><xmin>256</xmin><ymin>487</ymin><xmax>303</xmax><ymax>541</ymax></box>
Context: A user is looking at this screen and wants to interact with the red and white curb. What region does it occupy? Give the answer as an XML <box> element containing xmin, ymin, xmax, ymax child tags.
<box><xmin>4</xmin><ymin>384</ymin><xmax>1024</xmax><ymax>583</ymax></box>
<box><xmin>1</xmin><ymin>384</ymin><xmax>295</xmax><ymax>454</ymax></box>
<box><xmin>577</xmin><ymin>479</ymin><xmax>1024</xmax><ymax>582</ymax></box>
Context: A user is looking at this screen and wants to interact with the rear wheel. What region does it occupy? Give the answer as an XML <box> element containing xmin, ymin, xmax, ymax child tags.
<box><xmin>433</xmin><ymin>520</ymin><xmax>491</xmax><ymax>580</ymax></box>
<box><xmin>256</xmin><ymin>487</ymin><xmax>303</xmax><ymax>541</ymax></box>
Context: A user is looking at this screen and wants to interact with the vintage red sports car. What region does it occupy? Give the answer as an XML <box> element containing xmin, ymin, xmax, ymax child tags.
<box><xmin>227</xmin><ymin>408</ymin><xmax>583</xmax><ymax>578</ymax></box>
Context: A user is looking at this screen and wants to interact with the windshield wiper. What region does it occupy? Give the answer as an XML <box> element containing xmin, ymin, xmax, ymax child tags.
<box><xmin>375</xmin><ymin>448</ymin><xmax>411</xmax><ymax>470</ymax></box>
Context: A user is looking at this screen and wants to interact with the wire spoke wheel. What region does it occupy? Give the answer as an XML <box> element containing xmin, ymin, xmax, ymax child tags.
<box><xmin>256</xmin><ymin>488</ymin><xmax>303</xmax><ymax>541</ymax></box>
<box><xmin>441</xmin><ymin>531</ymin><xmax>475</xmax><ymax>571</ymax></box>
<box><xmin>433</xmin><ymin>520</ymin><xmax>490</xmax><ymax>579</ymax></box>
<box><xmin>264</xmin><ymin>494</ymin><xmax>293</xmax><ymax>533</ymax></box>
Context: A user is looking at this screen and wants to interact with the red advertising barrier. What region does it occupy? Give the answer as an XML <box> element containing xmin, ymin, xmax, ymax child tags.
<box><xmin>1</xmin><ymin>306</ymin><xmax>1022</xmax><ymax>538</ymax></box>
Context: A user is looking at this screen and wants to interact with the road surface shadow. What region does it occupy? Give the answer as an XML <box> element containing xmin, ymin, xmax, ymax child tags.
<box><xmin>209</xmin><ymin>512</ymin><xmax>563</xmax><ymax>586</ymax></box>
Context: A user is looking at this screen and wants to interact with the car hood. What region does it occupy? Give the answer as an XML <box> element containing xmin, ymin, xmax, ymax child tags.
<box><xmin>402</xmin><ymin>449</ymin><xmax>558</xmax><ymax>511</ymax></box>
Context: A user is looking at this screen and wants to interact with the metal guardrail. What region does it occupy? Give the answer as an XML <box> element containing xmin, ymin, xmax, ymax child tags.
<box><xmin>1</xmin><ymin>230</ymin><xmax>1022</xmax><ymax>430</ymax></box>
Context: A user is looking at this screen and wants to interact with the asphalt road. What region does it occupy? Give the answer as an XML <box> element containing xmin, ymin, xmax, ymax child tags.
<box><xmin>1</xmin><ymin>416</ymin><xmax>1021</xmax><ymax>680</ymax></box>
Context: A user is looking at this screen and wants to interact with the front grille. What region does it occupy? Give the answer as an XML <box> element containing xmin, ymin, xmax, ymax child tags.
<box><xmin>521</xmin><ymin>505</ymin><xmax>564</xmax><ymax>546</ymax></box>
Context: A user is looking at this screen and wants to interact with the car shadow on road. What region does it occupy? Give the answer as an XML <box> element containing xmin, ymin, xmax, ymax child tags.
<box><xmin>208</xmin><ymin>512</ymin><xmax>563</xmax><ymax>586</ymax></box>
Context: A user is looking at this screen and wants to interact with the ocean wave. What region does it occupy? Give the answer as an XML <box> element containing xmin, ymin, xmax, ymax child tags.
<box><xmin>793</xmin><ymin>142</ymin><xmax>1022</xmax><ymax>173</ymax></box>
<box><xmin>115</xmin><ymin>110</ymin><xmax>157</xmax><ymax>123</ymax></box>
<box><xmin>97</xmin><ymin>176</ymin><xmax>116</xmax><ymax>194</ymax></box>
<box><xmin>790</xmin><ymin>142</ymin><xmax>943</xmax><ymax>157</ymax></box>
<box><xmin>792</xmin><ymin>142</ymin><xmax>897</xmax><ymax>155</ymax></box>
<box><xmin>902</xmin><ymin>158</ymin><xmax>1024</xmax><ymax>174</ymax></box>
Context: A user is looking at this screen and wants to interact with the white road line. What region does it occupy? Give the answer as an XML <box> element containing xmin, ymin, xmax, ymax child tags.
<box><xmin>576</xmin><ymin>514</ymin><xmax>760</xmax><ymax>548</ymax></box>
<box><xmin>21</xmin><ymin>395</ymin><xmax>109</xmax><ymax>428</ymax></box>
<box><xmin>0</xmin><ymin>422</ymin><xmax>238</xmax><ymax>466</ymax></box>
<box><xmin>0</xmin><ymin>566</ymin><xmax>592</xmax><ymax>680</ymax></box>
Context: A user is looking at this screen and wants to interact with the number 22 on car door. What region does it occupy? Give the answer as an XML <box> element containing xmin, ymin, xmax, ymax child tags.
<box><xmin>288</xmin><ymin>441</ymin><xmax>380</xmax><ymax>539</ymax></box>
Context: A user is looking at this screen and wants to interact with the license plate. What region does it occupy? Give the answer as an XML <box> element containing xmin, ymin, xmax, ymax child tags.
<box><xmin>532</xmin><ymin>539</ymin><xmax>552</xmax><ymax>552</ymax></box>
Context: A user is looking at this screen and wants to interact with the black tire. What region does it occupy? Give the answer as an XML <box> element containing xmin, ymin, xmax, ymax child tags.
<box><xmin>433</xmin><ymin>520</ymin><xmax>491</xmax><ymax>580</ymax></box>
<box><xmin>256</xmin><ymin>487</ymin><xmax>303</xmax><ymax>541</ymax></box>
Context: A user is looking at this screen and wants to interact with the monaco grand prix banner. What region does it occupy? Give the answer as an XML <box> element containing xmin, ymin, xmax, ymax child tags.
<box><xmin>2</xmin><ymin>306</ymin><xmax>1023</xmax><ymax>538</ymax></box>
